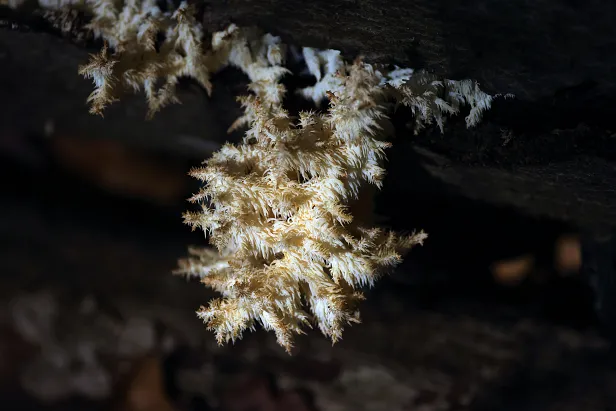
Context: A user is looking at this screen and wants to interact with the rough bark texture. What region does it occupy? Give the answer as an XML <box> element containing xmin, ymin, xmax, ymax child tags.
<box><xmin>1</xmin><ymin>1</ymin><xmax>616</xmax><ymax>227</ymax></box>
<box><xmin>3</xmin><ymin>3</ymin><xmax>616</xmax><ymax>408</ymax></box>
<box><xmin>201</xmin><ymin>0</ymin><xmax>616</xmax><ymax>102</ymax></box>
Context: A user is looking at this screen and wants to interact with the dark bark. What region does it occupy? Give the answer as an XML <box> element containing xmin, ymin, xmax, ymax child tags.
<box><xmin>2</xmin><ymin>3</ymin><xmax>616</xmax><ymax>406</ymax></box>
<box><xmin>1</xmin><ymin>1</ymin><xmax>616</xmax><ymax>232</ymax></box>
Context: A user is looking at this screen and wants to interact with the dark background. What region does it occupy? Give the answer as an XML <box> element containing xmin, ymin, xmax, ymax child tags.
<box><xmin>1</xmin><ymin>1</ymin><xmax>616</xmax><ymax>410</ymax></box>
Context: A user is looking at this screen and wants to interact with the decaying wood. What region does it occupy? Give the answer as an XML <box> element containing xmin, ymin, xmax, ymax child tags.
<box><xmin>1</xmin><ymin>2</ymin><xmax>616</xmax><ymax>224</ymax></box>
<box><xmin>3</xmin><ymin>3</ymin><xmax>616</xmax><ymax>409</ymax></box>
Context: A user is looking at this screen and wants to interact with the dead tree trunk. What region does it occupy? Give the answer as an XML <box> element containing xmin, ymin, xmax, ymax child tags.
<box><xmin>1</xmin><ymin>0</ymin><xmax>616</xmax><ymax>231</ymax></box>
